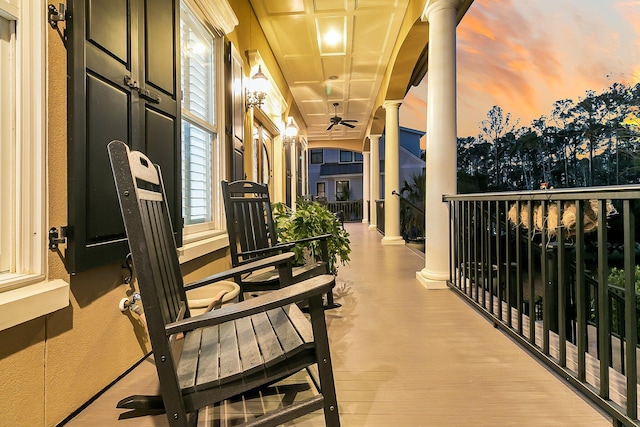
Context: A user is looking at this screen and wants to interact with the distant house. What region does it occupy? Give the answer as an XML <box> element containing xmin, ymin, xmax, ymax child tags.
<box><xmin>308</xmin><ymin>149</ymin><xmax>364</xmax><ymax>201</ymax></box>
<box><xmin>308</xmin><ymin>126</ymin><xmax>425</xmax><ymax>201</ymax></box>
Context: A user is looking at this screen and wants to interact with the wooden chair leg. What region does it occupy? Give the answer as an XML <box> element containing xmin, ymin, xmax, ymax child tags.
<box><xmin>308</xmin><ymin>296</ymin><xmax>341</xmax><ymax>426</ymax></box>
<box><xmin>325</xmin><ymin>289</ymin><xmax>341</xmax><ymax>310</ymax></box>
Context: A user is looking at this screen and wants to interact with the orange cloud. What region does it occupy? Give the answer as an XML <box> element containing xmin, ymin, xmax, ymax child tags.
<box><xmin>455</xmin><ymin>0</ymin><xmax>639</xmax><ymax>137</ymax></box>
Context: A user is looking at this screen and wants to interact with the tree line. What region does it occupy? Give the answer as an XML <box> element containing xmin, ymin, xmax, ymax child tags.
<box><xmin>457</xmin><ymin>82</ymin><xmax>640</xmax><ymax>192</ymax></box>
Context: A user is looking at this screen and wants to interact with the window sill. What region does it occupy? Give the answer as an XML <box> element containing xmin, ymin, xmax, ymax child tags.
<box><xmin>179</xmin><ymin>230</ymin><xmax>229</xmax><ymax>264</ymax></box>
<box><xmin>0</xmin><ymin>279</ymin><xmax>70</xmax><ymax>332</ymax></box>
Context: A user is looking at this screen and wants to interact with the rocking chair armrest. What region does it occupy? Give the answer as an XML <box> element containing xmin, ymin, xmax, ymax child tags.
<box><xmin>290</xmin><ymin>234</ymin><xmax>331</xmax><ymax>245</ymax></box>
<box><xmin>237</xmin><ymin>242</ymin><xmax>295</xmax><ymax>259</ymax></box>
<box><xmin>183</xmin><ymin>252</ymin><xmax>294</xmax><ymax>292</ymax></box>
<box><xmin>166</xmin><ymin>274</ymin><xmax>334</xmax><ymax>335</ymax></box>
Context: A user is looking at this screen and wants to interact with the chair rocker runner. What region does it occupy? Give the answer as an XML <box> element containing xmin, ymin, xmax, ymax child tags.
<box><xmin>108</xmin><ymin>140</ymin><xmax>340</xmax><ymax>427</ymax></box>
<box><xmin>222</xmin><ymin>180</ymin><xmax>341</xmax><ymax>309</ymax></box>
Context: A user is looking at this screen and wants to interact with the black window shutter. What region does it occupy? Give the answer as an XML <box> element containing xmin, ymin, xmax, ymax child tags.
<box><xmin>66</xmin><ymin>0</ymin><xmax>181</xmax><ymax>274</ymax></box>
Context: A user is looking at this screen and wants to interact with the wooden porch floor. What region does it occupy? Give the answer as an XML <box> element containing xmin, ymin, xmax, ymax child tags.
<box><xmin>64</xmin><ymin>223</ymin><xmax>611</xmax><ymax>426</ymax></box>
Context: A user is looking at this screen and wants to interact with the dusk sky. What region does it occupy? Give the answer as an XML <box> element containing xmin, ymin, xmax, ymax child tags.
<box><xmin>400</xmin><ymin>0</ymin><xmax>640</xmax><ymax>140</ymax></box>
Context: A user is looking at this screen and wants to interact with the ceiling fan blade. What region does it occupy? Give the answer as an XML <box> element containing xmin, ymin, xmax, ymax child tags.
<box><xmin>327</xmin><ymin>123</ymin><xmax>335</xmax><ymax>131</ymax></box>
<box><xmin>340</xmin><ymin>122</ymin><xmax>355</xmax><ymax>128</ymax></box>
<box><xmin>341</xmin><ymin>119</ymin><xmax>358</xmax><ymax>123</ymax></box>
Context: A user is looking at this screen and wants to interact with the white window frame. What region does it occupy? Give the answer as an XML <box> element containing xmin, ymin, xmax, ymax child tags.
<box><xmin>178</xmin><ymin>0</ymin><xmax>229</xmax><ymax>263</ymax></box>
<box><xmin>0</xmin><ymin>0</ymin><xmax>69</xmax><ymax>332</ymax></box>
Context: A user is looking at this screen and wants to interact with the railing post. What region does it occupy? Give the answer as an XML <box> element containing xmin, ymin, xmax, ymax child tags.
<box><xmin>623</xmin><ymin>199</ymin><xmax>637</xmax><ymax>419</ymax></box>
<box><xmin>597</xmin><ymin>199</ymin><xmax>610</xmax><ymax>399</ymax></box>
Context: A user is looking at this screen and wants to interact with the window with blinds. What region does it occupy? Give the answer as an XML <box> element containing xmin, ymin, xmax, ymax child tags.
<box><xmin>181</xmin><ymin>5</ymin><xmax>217</xmax><ymax>226</ymax></box>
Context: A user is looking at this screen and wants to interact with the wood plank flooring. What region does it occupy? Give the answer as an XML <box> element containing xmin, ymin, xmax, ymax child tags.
<box><xmin>63</xmin><ymin>223</ymin><xmax>611</xmax><ymax>426</ymax></box>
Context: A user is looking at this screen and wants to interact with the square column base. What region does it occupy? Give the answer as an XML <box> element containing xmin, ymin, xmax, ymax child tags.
<box><xmin>381</xmin><ymin>236</ymin><xmax>405</xmax><ymax>246</ymax></box>
<box><xmin>416</xmin><ymin>270</ymin><xmax>449</xmax><ymax>290</ymax></box>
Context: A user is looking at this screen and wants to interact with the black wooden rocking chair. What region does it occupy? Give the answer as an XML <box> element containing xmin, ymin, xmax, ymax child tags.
<box><xmin>221</xmin><ymin>180</ymin><xmax>341</xmax><ymax>309</ymax></box>
<box><xmin>108</xmin><ymin>140</ymin><xmax>340</xmax><ymax>427</ymax></box>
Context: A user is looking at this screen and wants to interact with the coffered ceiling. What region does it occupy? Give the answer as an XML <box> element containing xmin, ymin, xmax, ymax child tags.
<box><xmin>249</xmin><ymin>0</ymin><xmax>412</xmax><ymax>145</ymax></box>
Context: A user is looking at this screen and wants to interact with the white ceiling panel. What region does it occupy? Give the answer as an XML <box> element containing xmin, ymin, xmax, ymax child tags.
<box><xmin>352</xmin><ymin>12</ymin><xmax>394</xmax><ymax>55</ymax></box>
<box><xmin>263</xmin><ymin>0</ymin><xmax>306</xmax><ymax>15</ymax></box>
<box><xmin>348</xmin><ymin>80</ymin><xmax>375</xmax><ymax>100</ymax></box>
<box><xmin>269</xmin><ymin>18</ymin><xmax>316</xmax><ymax>57</ymax></box>
<box><xmin>355</xmin><ymin>0</ymin><xmax>399</xmax><ymax>10</ymax></box>
<box><xmin>287</xmin><ymin>58</ymin><xmax>324</xmax><ymax>84</ymax></box>
<box><xmin>321</xmin><ymin>56</ymin><xmax>347</xmax><ymax>80</ymax></box>
<box><xmin>313</xmin><ymin>0</ymin><xmax>349</xmax><ymax>13</ymax></box>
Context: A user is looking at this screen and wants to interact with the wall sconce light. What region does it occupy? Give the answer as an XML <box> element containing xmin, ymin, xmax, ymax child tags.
<box><xmin>285</xmin><ymin>116</ymin><xmax>298</xmax><ymax>139</ymax></box>
<box><xmin>246</xmin><ymin>65</ymin><xmax>269</xmax><ymax>110</ymax></box>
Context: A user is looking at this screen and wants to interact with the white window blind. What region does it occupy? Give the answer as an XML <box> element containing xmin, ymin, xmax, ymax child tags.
<box><xmin>181</xmin><ymin>5</ymin><xmax>216</xmax><ymax>226</ymax></box>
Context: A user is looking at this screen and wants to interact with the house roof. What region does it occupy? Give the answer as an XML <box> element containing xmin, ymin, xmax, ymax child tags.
<box><xmin>319</xmin><ymin>162</ymin><xmax>363</xmax><ymax>177</ymax></box>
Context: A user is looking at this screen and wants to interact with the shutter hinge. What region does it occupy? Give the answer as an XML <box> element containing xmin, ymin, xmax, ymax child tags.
<box><xmin>48</xmin><ymin>226</ymin><xmax>67</xmax><ymax>251</ymax></box>
<box><xmin>49</xmin><ymin>226</ymin><xmax>68</xmax><ymax>268</ymax></box>
<box><xmin>47</xmin><ymin>3</ymin><xmax>68</xmax><ymax>45</ymax></box>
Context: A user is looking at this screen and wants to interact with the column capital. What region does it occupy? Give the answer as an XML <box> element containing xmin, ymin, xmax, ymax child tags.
<box><xmin>382</xmin><ymin>100</ymin><xmax>403</xmax><ymax>110</ymax></box>
<box><xmin>422</xmin><ymin>0</ymin><xmax>464</xmax><ymax>21</ymax></box>
<box><xmin>368</xmin><ymin>134</ymin><xmax>382</xmax><ymax>142</ymax></box>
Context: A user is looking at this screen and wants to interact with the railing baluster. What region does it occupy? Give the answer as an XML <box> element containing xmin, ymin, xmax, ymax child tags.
<box><xmin>516</xmin><ymin>200</ymin><xmax>523</xmax><ymax>335</ymax></box>
<box><xmin>576</xmin><ymin>199</ymin><xmax>587</xmax><ymax>382</ymax></box>
<box><xmin>597</xmin><ymin>199</ymin><xmax>610</xmax><ymax>399</ymax></box>
<box><xmin>487</xmin><ymin>200</ymin><xmax>494</xmax><ymax>313</ymax></box>
<box><xmin>460</xmin><ymin>200</ymin><xmax>465</xmax><ymax>292</ymax></box>
<box><xmin>624</xmin><ymin>200</ymin><xmax>638</xmax><ymax>419</ymax></box>
<box><xmin>449</xmin><ymin>201</ymin><xmax>460</xmax><ymax>285</ymax></box>
<box><xmin>496</xmin><ymin>200</ymin><xmax>502</xmax><ymax>321</ymax></box>
<box><xmin>557</xmin><ymin>200</ymin><xmax>567</xmax><ymax>367</ymax></box>
<box><xmin>480</xmin><ymin>200</ymin><xmax>486</xmax><ymax>308</ymax></box>
<box><xmin>474</xmin><ymin>201</ymin><xmax>479</xmax><ymax>303</ymax></box>
<box><xmin>505</xmin><ymin>200</ymin><xmax>512</xmax><ymax>327</ymax></box>
<box><xmin>528</xmin><ymin>200</ymin><xmax>536</xmax><ymax>345</ymax></box>
<box><xmin>466</xmin><ymin>200</ymin><xmax>472</xmax><ymax>297</ymax></box>
<box><xmin>542</xmin><ymin>200</ymin><xmax>550</xmax><ymax>355</ymax></box>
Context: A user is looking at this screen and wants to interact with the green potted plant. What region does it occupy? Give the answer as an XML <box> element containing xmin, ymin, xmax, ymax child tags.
<box><xmin>272</xmin><ymin>199</ymin><xmax>351</xmax><ymax>275</ymax></box>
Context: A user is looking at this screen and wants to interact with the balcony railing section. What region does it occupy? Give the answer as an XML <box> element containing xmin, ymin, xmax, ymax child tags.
<box><xmin>326</xmin><ymin>200</ymin><xmax>363</xmax><ymax>222</ymax></box>
<box><xmin>444</xmin><ymin>186</ymin><xmax>640</xmax><ymax>426</ymax></box>
<box><xmin>306</xmin><ymin>197</ymin><xmax>363</xmax><ymax>223</ymax></box>
<box><xmin>375</xmin><ymin>200</ymin><xmax>385</xmax><ymax>234</ymax></box>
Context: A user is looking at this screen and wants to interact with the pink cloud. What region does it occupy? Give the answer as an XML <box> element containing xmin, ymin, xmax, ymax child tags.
<box><xmin>455</xmin><ymin>0</ymin><xmax>640</xmax><ymax>137</ymax></box>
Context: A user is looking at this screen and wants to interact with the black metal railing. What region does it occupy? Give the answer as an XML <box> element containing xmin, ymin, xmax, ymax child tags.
<box><xmin>375</xmin><ymin>199</ymin><xmax>385</xmax><ymax>234</ymax></box>
<box><xmin>326</xmin><ymin>200</ymin><xmax>363</xmax><ymax>222</ymax></box>
<box><xmin>444</xmin><ymin>186</ymin><xmax>640</xmax><ymax>426</ymax></box>
<box><xmin>394</xmin><ymin>190</ymin><xmax>425</xmax><ymax>241</ymax></box>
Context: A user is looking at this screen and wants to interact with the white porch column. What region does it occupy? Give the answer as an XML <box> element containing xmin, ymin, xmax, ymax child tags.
<box><xmin>290</xmin><ymin>141</ymin><xmax>297</xmax><ymax>210</ymax></box>
<box><xmin>302</xmin><ymin>147</ymin><xmax>308</xmax><ymax>195</ymax></box>
<box><xmin>368</xmin><ymin>134</ymin><xmax>381</xmax><ymax>231</ymax></box>
<box><xmin>362</xmin><ymin>151</ymin><xmax>370</xmax><ymax>224</ymax></box>
<box><xmin>381</xmin><ymin>100</ymin><xmax>404</xmax><ymax>245</ymax></box>
<box><xmin>417</xmin><ymin>0</ymin><xmax>462</xmax><ymax>289</ymax></box>
<box><xmin>272</xmin><ymin>136</ymin><xmax>285</xmax><ymax>203</ymax></box>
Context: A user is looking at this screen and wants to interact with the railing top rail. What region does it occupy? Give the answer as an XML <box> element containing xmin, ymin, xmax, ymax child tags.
<box><xmin>443</xmin><ymin>184</ymin><xmax>640</xmax><ymax>202</ymax></box>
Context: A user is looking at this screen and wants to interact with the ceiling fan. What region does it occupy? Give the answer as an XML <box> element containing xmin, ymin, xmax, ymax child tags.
<box><xmin>327</xmin><ymin>102</ymin><xmax>358</xmax><ymax>131</ymax></box>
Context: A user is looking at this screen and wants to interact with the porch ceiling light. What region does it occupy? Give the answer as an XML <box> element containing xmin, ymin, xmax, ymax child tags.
<box><xmin>316</xmin><ymin>17</ymin><xmax>346</xmax><ymax>56</ymax></box>
<box><xmin>246</xmin><ymin>65</ymin><xmax>269</xmax><ymax>109</ymax></box>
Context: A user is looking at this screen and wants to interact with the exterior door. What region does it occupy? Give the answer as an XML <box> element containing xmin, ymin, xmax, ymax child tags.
<box><xmin>67</xmin><ymin>0</ymin><xmax>180</xmax><ymax>273</ymax></box>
